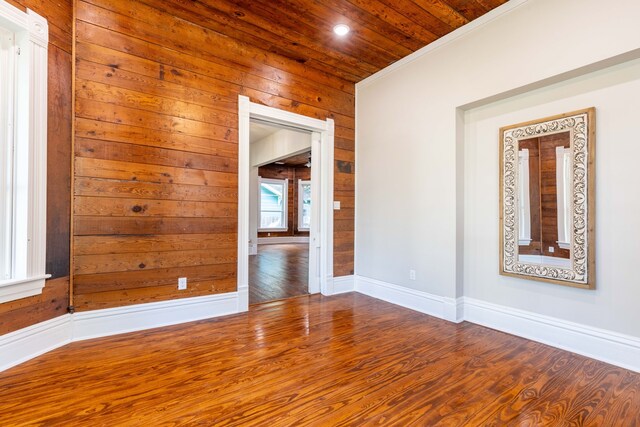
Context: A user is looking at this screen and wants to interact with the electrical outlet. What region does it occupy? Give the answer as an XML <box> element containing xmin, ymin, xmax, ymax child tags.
<box><xmin>548</xmin><ymin>246</ymin><xmax>555</xmax><ymax>253</ymax></box>
<box><xmin>178</xmin><ymin>277</ymin><xmax>187</xmax><ymax>290</ymax></box>
<box><xmin>409</xmin><ymin>269</ymin><xmax>416</xmax><ymax>280</ymax></box>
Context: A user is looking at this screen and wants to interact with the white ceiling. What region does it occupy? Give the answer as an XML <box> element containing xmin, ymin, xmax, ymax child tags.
<box><xmin>249</xmin><ymin>121</ymin><xmax>281</xmax><ymax>144</ymax></box>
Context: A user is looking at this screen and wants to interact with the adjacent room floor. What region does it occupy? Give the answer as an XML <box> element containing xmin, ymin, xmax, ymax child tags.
<box><xmin>1</xmin><ymin>293</ymin><xmax>638</xmax><ymax>426</ymax></box>
<box><xmin>249</xmin><ymin>243</ymin><xmax>309</xmax><ymax>304</ymax></box>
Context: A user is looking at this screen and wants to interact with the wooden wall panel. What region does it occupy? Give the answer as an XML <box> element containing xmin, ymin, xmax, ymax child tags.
<box><xmin>258</xmin><ymin>164</ymin><xmax>311</xmax><ymax>238</ymax></box>
<box><xmin>0</xmin><ymin>277</ymin><xmax>70</xmax><ymax>335</ymax></box>
<box><xmin>74</xmin><ymin>0</ymin><xmax>355</xmax><ymax>310</ymax></box>
<box><xmin>0</xmin><ymin>0</ymin><xmax>73</xmax><ymax>335</ymax></box>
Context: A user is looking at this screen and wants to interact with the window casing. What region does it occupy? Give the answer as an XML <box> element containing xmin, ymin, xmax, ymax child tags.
<box><xmin>556</xmin><ymin>146</ymin><xmax>572</xmax><ymax>250</ymax></box>
<box><xmin>258</xmin><ymin>177</ymin><xmax>288</xmax><ymax>232</ymax></box>
<box><xmin>518</xmin><ymin>149</ymin><xmax>531</xmax><ymax>245</ymax></box>
<box><xmin>0</xmin><ymin>2</ymin><xmax>49</xmax><ymax>303</ymax></box>
<box><xmin>0</xmin><ymin>26</ymin><xmax>15</xmax><ymax>280</ymax></box>
<box><xmin>298</xmin><ymin>180</ymin><xmax>311</xmax><ymax>231</ymax></box>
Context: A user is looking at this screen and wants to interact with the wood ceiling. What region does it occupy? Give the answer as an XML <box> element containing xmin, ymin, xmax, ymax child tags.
<box><xmin>178</xmin><ymin>0</ymin><xmax>510</xmax><ymax>83</ymax></box>
<box><xmin>274</xmin><ymin>151</ymin><xmax>312</xmax><ymax>167</ymax></box>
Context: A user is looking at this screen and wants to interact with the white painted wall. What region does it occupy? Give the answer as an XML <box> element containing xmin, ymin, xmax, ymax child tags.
<box><xmin>356</xmin><ymin>0</ymin><xmax>640</xmax><ymax>336</ymax></box>
<box><xmin>465</xmin><ymin>59</ymin><xmax>640</xmax><ymax>337</ymax></box>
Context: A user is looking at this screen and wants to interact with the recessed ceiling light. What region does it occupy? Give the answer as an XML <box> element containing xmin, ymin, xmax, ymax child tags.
<box><xmin>333</xmin><ymin>24</ymin><xmax>350</xmax><ymax>36</ymax></box>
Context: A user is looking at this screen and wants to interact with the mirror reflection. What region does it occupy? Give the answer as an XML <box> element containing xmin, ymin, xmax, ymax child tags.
<box><xmin>517</xmin><ymin>131</ymin><xmax>572</xmax><ymax>268</ymax></box>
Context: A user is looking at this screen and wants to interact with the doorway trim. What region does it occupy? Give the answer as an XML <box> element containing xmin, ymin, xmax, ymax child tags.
<box><xmin>237</xmin><ymin>96</ymin><xmax>335</xmax><ymax>311</ymax></box>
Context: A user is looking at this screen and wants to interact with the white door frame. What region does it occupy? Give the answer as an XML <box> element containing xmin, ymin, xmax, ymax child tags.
<box><xmin>237</xmin><ymin>95</ymin><xmax>335</xmax><ymax>311</ymax></box>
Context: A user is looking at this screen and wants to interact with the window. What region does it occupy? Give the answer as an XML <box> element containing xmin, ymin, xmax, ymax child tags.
<box><xmin>0</xmin><ymin>26</ymin><xmax>15</xmax><ymax>280</ymax></box>
<box><xmin>0</xmin><ymin>3</ymin><xmax>49</xmax><ymax>303</ymax></box>
<box><xmin>518</xmin><ymin>149</ymin><xmax>531</xmax><ymax>245</ymax></box>
<box><xmin>258</xmin><ymin>177</ymin><xmax>288</xmax><ymax>231</ymax></box>
<box><xmin>298</xmin><ymin>180</ymin><xmax>311</xmax><ymax>231</ymax></box>
<box><xmin>556</xmin><ymin>146</ymin><xmax>572</xmax><ymax>250</ymax></box>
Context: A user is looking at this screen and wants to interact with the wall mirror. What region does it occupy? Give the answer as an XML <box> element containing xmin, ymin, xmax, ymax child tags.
<box><xmin>499</xmin><ymin>108</ymin><xmax>595</xmax><ymax>289</ymax></box>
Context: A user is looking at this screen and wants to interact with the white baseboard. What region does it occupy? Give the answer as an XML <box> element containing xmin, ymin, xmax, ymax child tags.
<box><xmin>4</xmin><ymin>283</ymin><xmax>639</xmax><ymax>374</ymax></box>
<box><xmin>1</xmin><ymin>292</ymin><xmax>240</xmax><ymax>372</ymax></box>
<box><xmin>331</xmin><ymin>275</ymin><xmax>355</xmax><ymax>294</ymax></box>
<box><xmin>464</xmin><ymin>297</ymin><xmax>640</xmax><ymax>373</ymax></box>
<box><xmin>73</xmin><ymin>293</ymin><xmax>239</xmax><ymax>341</ymax></box>
<box><xmin>258</xmin><ymin>236</ymin><xmax>309</xmax><ymax>245</ymax></box>
<box><xmin>0</xmin><ymin>314</ymin><xmax>72</xmax><ymax>372</ymax></box>
<box><xmin>355</xmin><ymin>276</ymin><xmax>459</xmax><ymax>322</ymax></box>
<box><xmin>353</xmin><ymin>275</ymin><xmax>640</xmax><ymax>372</ymax></box>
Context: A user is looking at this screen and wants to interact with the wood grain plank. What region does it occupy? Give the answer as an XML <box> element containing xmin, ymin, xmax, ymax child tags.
<box><xmin>76</xmin><ymin>0</ymin><xmax>355</xmax><ymax>94</ymax></box>
<box><xmin>76</xmin><ymin>79</ymin><xmax>237</xmax><ymax>127</ymax></box>
<box><xmin>442</xmin><ymin>0</ymin><xmax>491</xmax><ymax>20</ymax></box>
<box><xmin>140</xmin><ymin>0</ymin><xmax>374</xmax><ymax>80</ymax></box>
<box><xmin>75</xmin><ymin>118</ymin><xmax>238</xmax><ymax>156</ymax></box>
<box><xmin>74</xmin><ymin>248</ymin><xmax>236</xmax><ymax>275</ymax></box>
<box><xmin>73</xmin><ymin>263</ymin><xmax>236</xmax><ymax>294</ymax></box>
<box><xmin>74</xmin><ymin>233</ymin><xmax>236</xmax><ymax>255</ymax></box>
<box><xmin>74</xmin><ymin>138</ymin><xmax>236</xmax><ymax>172</ymax></box>
<box><xmin>306</xmin><ymin>0</ymin><xmax>430</xmax><ymax>52</ymax></box>
<box><xmin>75</xmin><ymin>97</ymin><xmax>236</xmax><ymax>142</ymax></box>
<box><xmin>75</xmin><ymin>40</ymin><xmax>355</xmax><ymax>115</ymax></box>
<box><xmin>243</xmin><ymin>0</ymin><xmax>415</xmax><ymax>59</ymax></box>
<box><xmin>75</xmin><ymin>59</ymin><xmax>238</xmax><ymax>113</ymax></box>
<box><xmin>73</xmin><ymin>277</ymin><xmax>237</xmax><ymax>310</ymax></box>
<box><xmin>74</xmin><ymin>177</ymin><xmax>237</xmax><ymax>203</ymax></box>
<box><xmin>344</xmin><ymin>0</ymin><xmax>443</xmax><ymax>40</ymax></box>
<box><xmin>46</xmin><ymin>44</ymin><xmax>73</xmax><ymax>279</ymax></box>
<box><xmin>0</xmin><ymin>277</ymin><xmax>69</xmax><ymax>334</ymax></box>
<box><xmin>74</xmin><ymin>216</ymin><xmax>236</xmax><ymax>236</ymax></box>
<box><xmin>75</xmin><ymin>157</ymin><xmax>237</xmax><ymax>187</ymax></box>
<box><xmin>74</xmin><ymin>196</ymin><xmax>236</xmax><ymax>218</ymax></box>
<box><xmin>236</xmin><ymin>0</ymin><xmax>400</xmax><ymax>70</ymax></box>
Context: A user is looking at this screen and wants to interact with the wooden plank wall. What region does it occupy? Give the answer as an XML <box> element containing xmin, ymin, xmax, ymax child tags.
<box><xmin>0</xmin><ymin>0</ymin><xmax>72</xmax><ymax>335</ymax></box>
<box><xmin>73</xmin><ymin>0</ymin><xmax>356</xmax><ymax>310</ymax></box>
<box><xmin>258</xmin><ymin>164</ymin><xmax>311</xmax><ymax>238</ymax></box>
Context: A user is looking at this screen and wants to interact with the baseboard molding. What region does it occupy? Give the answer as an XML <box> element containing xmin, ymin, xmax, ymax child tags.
<box><xmin>4</xmin><ymin>284</ymin><xmax>638</xmax><ymax>374</ymax></box>
<box><xmin>355</xmin><ymin>276</ymin><xmax>459</xmax><ymax>322</ymax></box>
<box><xmin>73</xmin><ymin>292</ymin><xmax>239</xmax><ymax>341</ymax></box>
<box><xmin>353</xmin><ymin>275</ymin><xmax>640</xmax><ymax>372</ymax></box>
<box><xmin>0</xmin><ymin>314</ymin><xmax>72</xmax><ymax>372</ymax></box>
<box><xmin>258</xmin><ymin>236</ymin><xmax>309</xmax><ymax>245</ymax></box>
<box><xmin>331</xmin><ymin>275</ymin><xmax>355</xmax><ymax>294</ymax></box>
<box><xmin>1</xmin><ymin>292</ymin><xmax>240</xmax><ymax>372</ymax></box>
<box><xmin>463</xmin><ymin>297</ymin><xmax>640</xmax><ymax>373</ymax></box>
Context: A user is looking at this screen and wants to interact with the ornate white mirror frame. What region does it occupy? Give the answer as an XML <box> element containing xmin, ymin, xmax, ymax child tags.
<box><xmin>499</xmin><ymin>108</ymin><xmax>596</xmax><ymax>289</ymax></box>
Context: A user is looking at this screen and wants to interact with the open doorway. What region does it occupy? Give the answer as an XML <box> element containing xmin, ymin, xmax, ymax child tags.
<box><xmin>248</xmin><ymin>120</ymin><xmax>313</xmax><ymax>304</ymax></box>
<box><xmin>237</xmin><ymin>96</ymin><xmax>335</xmax><ymax>312</ymax></box>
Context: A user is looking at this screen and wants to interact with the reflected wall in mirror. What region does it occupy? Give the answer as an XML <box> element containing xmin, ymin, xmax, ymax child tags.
<box><xmin>500</xmin><ymin>108</ymin><xmax>595</xmax><ymax>289</ymax></box>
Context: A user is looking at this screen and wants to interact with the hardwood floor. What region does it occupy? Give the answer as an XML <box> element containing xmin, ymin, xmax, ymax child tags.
<box><xmin>249</xmin><ymin>243</ymin><xmax>309</xmax><ymax>304</ymax></box>
<box><xmin>1</xmin><ymin>293</ymin><xmax>639</xmax><ymax>426</ymax></box>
